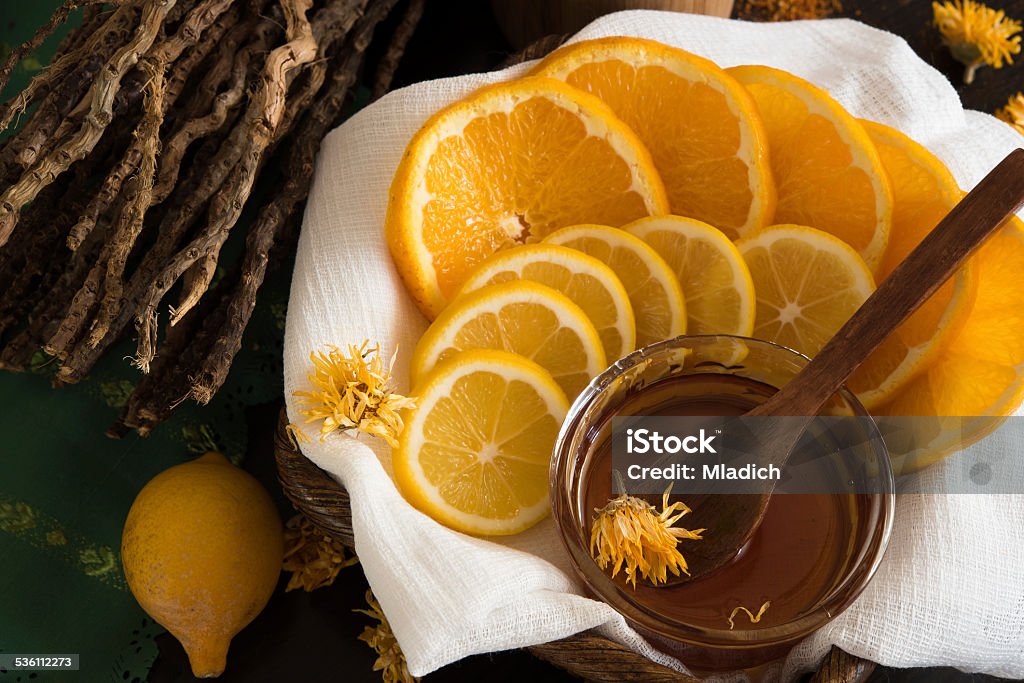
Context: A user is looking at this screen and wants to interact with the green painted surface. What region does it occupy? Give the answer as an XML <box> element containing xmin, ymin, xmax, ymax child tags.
<box><xmin>0</xmin><ymin>3</ymin><xmax>293</xmax><ymax>680</ymax></box>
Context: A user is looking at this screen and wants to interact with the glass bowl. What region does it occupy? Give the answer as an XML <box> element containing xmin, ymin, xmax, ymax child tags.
<box><xmin>550</xmin><ymin>335</ymin><xmax>895</xmax><ymax>672</ymax></box>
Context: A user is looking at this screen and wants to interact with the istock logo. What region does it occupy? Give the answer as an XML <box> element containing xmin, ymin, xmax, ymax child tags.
<box><xmin>625</xmin><ymin>428</ymin><xmax>717</xmax><ymax>455</ymax></box>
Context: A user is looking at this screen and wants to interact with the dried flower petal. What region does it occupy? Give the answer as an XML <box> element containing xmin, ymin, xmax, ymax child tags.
<box><xmin>290</xmin><ymin>341</ymin><xmax>416</xmax><ymax>447</ymax></box>
<box><xmin>356</xmin><ymin>590</ymin><xmax>419</xmax><ymax>683</ymax></box>
<box><xmin>282</xmin><ymin>514</ymin><xmax>358</xmax><ymax>592</ymax></box>
<box><xmin>589</xmin><ymin>486</ymin><xmax>704</xmax><ymax>588</ymax></box>
<box><xmin>728</xmin><ymin>601</ymin><xmax>771</xmax><ymax>630</ymax></box>
<box><xmin>933</xmin><ymin>1</ymin><xmax>1022</xmax><ymax>83</ymax></box>
<box><xmin>739</xmin><ymin>0</ymin><xmax>842</xmax><ymax>21</ymax></box>
<box><xmin>997</xmin><ymin>92</ymin><xmax>1024</xmax><ymax>135</ymax></box>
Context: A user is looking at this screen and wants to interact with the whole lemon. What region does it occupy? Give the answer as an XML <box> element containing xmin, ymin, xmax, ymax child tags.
<box><xmin>121</xmin><ymin>452</ymin><xmax>283</xmax><ymax>678</ymax></box>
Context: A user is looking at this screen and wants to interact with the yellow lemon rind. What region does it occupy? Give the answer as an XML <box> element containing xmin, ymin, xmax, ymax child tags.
<box><xmin>851</xmin><ymin>120</ymin><xmax>978</xmax><ymax>409</ymax></box>
<box><xmin>544</xmin><ymin>223</ymin><xmax>688</xmax><ymax>346</ymax></box>
<box><xmin>457</xmin><ymin>243</ymin><xmax>637</xmax><ymax>362</ymax></box>
<box><xmin>394</xmin><ymin>349</ymin><xmax>569</xmax><ymax>536</ymax></box>
<box><xmin>625</xmin><ymin>214</ymin><xmax>756</xmax><ymax>337</ymax></box>
<box><xmin>410</xmin><ymin>279</ymin><xmax>607</xmax><ymax>390</ymax></box>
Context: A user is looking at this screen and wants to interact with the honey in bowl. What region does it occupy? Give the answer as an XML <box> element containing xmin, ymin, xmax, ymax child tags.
<box><xmin>551</xmin><ymin>336</ymin><xmax>894</xmax><ymax>672</ymax></box>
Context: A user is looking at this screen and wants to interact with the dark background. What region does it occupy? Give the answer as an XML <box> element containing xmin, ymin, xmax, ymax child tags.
<box><xmin>153</xmin><ymin>1</ymin><xmax>1023</xmax><ymax>681</ymax></box>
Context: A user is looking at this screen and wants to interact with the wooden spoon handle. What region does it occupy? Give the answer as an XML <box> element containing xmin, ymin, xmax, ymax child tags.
<box><xmin>753</xmin><ymin>147</ymin><xmax>1024</xmax><ymax>417</ymax></box>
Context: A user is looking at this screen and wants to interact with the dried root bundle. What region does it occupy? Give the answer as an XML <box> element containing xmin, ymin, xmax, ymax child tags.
<box><xmin>0</xmin><ymin>0</ymin><xmax>422</xmax><ymax>435</ymax></box>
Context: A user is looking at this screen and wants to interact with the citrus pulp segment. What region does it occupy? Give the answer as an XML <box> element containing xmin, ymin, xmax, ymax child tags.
<box><xmin>386</xmin><ymin>76</ymin><xmax>669</xmax><ymax>319</ymax></box>
<box><xmin>544</xmin><ymin>224</ymin><xmax>686</xmax><ymax>348</ymax></box>
<box><xmin>411</xmin><ymin>280</ymin><xmax>607</xmax><ymax>400</ymax></box>
<box><xmin>457</xmin><ymin>244</ymin><xmax>636</xmax><ymax>362</ymax></box>
<box><xmin>737</xmin><ymin>224</ymin><xmax>875</xmax><ymax>358</ymax></box>
<box><xmin>394</xmin><ymin>350</ymin><xmax>569</xmax><ymax>536</ymax></box>
<box><xmin>533</xmin><ymin>37</ymin><xmax>775</xmax><ymax>238</ymax></box>
<box><xmin>625</xmin><ymin>215</ymin><xmax>755</xmax><ymax>336</ymax></box>
<box><xmin>728</xmin><ymin>65</ymin><xmax>892</xmax><ymax>271</ymax></box>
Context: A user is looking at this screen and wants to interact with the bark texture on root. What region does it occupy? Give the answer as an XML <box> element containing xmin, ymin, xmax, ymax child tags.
<box><xmin>0</xmin><ymin>0</ymin><xmax>175</xmax><ymax>245</ymax></box>
<box><xmin>372</xmin><ymin>0</ymin><xmax>424</xmax><ymax>100</ymax></box>
<box><xmin>0</xmin><ymin>0</ymin><xmax>418</xmax><ymax>433</ymax></box>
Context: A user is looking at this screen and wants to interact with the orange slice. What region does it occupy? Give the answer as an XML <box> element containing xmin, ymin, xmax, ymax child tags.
<box><xmin>877</xmin><ymin>218</ymin><xmax>1024</xmax><ymax>473</ymax></box>
<box><xmin>533</xmin><ymin>37</ymin><xmax>774</xmax><ymax>238</ymax></box>
<box><xmin>847</xmin><ymin>121</ymin><xmax>977</xmax><ymax>409</ymax></box>
<box><xmin>728</xmin><ymin>65</ymin><xmax>892</xmax><ymax>271</ymax></box>
<box><xmin>386</xmin><ymin>76</ymin><xmax>668</xmax><ymax>319</ymax></box>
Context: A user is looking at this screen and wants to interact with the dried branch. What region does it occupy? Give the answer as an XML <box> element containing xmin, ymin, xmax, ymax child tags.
<box><xmin>86</xmin><ymin>60</ymin><xmax>166</xmax><ymax>347</ymax></box>
<box><xmin>0</xmin><ymin>184</ymin><xmax>68</xmax><ymax>340</ymax></box>
<box><xmin>67</xmin><ymin>0</ymin><xmax>237</xmax><ymax>251</ymax></box>
<box><xmin>0</xmin><ymin>225</ymin><xmax>104</xmax><ymax>370</ymax></box>
<box><xmin>372</xmin><ymin>0</ymin><xmax>424</xmax><ymax>100</ymax></box>
<box><xmin>56</xmin><ymin>116</ymin><xmax>242</xmax><ymax>383</ymax></box>
<box><xmin>0</xmin><ymin>0</ymin><xmax>124</xmax><ymax>97</ymax></box>
<box><xmin>135</xmin><ymin>0</ymin><xmax>318</xmax><ymax>359</ymax></box>
<box><xmin>126</xmin><ymin>264</ymin><xmax>241</xmax><ymax>434</ymax></box>
<box><xmin>0</xmin><ymin>0</ymin><xmax>418</xmax><ymax>431</ymax></box>
<box><xmin>152</xmin><ymin>0</ymin><xmax>235</xmax><ymax>65</ymax></box>
<box><xmin>0</xmin><ymin>0</ymin><xmax>175</xmax><ymax>246</ymax></box>
<box><xmin>190</xmin><ymin>0</ymin><xmax>396</xmax><ymax>403</ymax></box>
<box><xmin>152</xmin><ymin>17</ymin><xmax>277</xmax><ymax>205</ymax></box>
<box><xmin>0</xmin><ymin>13</ymin><xmax>131</xmax><ymax>186</ymax></box>
<box><xmin>53</xmin><ymin>4</ymin><xmax>107</xmax><ymax>60</ymax></box>
<box><xmin>0</xmin><ymin>4</ymin><xmax>137</xmax><ymax>133</ymax></box>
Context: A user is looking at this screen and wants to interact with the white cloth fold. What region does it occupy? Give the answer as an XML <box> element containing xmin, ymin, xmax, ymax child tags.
<box><xmin>284</xmin><ymin>10</ymin><xmax>1024</xmax><ymax>679</ymax></box>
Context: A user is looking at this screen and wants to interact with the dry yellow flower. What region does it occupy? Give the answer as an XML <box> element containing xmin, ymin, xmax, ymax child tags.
<box><xmin>589</xmin><ymin>487</ymin><xmax>704</xmax><ymax>588</ymax></box>
<box><xmin>728</xmin><ymin>601</ymin><xmax>771</xmax><ymax>630</ymax></box>
<box><xmin>997</xmin><ymin>92</ymin><xmax>1024</xmax><ymax>135</ymax></box>
<box><xmin>356</xmin><ymin>590</ymin><xmax>419</xmax><ymax>683</ymax></box>
<box><xmin>281</xmin><ymin>514</ymin><xmax>358</xmax><ymax>592</ymax></box>
<box><xmin>290</xmin><ymin>341</ymin><xmax>416</xmax><ymax>447</ymax></box>
<box><xmin>933</xmin><ymin>0</ymin><xmax>1022</xmax><ymax>83</ymax></box>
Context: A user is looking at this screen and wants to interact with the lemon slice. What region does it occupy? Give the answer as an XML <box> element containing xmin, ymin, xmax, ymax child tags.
<box><xmin>395</xmin><ymin>349</ymin><xmax>569</xmax><ymax>536</ymax></box>
<box><xmin>544</xmin><ymin>224</ymin><xmax>686</xmax><ymax>349</ymax></box>
<box><xmin>737</xmin><ymin>224</ymin><xmax>875</xmax><ymax>357</ymax></box>
<box><xmin>533</xmin><ymin>37</ymin><xmax>775</xmax><ymax>238</ymax></box>
<box><xmin>728</xmin><ymin>65</ymin><xmax>892</xmax><ymax>272</ymax></box>
<box><xmin>625</xmin><ymin>215</ymin><xmax>755</xmax><ymax>336</ymax></box>
<box><xmin>458</xmin><ymin>244</ymin><xmax>636</xmax><ymax>362</ymax></box>
<box><xmin>386</xmin><ymin>76</ymin><xmax>669</xmax><ymax>319</ymax></box>
<box><xmin>411</xmin><ymin>280</ymin><xmax>606</xmax><ymax>400</ymax></box>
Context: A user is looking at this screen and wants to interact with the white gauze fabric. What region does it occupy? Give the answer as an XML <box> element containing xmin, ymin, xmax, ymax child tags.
<box><xmin>284</xmin><ymin>10</ymin><xmax>1024</xmax><ymax>680</ymax></box>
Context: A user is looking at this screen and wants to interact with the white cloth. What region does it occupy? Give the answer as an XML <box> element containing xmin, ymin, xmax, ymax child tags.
<box><xmin>284</xmin><ymin>10</ymin><xmax>1024</xmax><ymax>680</ymax></box>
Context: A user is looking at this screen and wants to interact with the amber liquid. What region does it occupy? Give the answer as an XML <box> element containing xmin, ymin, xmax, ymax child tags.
<box><xmin>582</xmin><ymin>374</ymin><xmax>866</xmax><ymax>631</ymax></box>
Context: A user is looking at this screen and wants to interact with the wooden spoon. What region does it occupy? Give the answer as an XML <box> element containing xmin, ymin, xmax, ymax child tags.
<box><xmin>664</xmin><ymin>147</ymin><xmax>1024</xmax><ymax>584</ymax></box>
